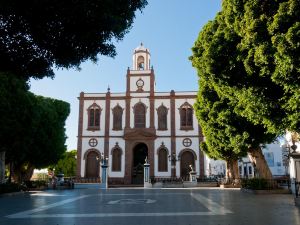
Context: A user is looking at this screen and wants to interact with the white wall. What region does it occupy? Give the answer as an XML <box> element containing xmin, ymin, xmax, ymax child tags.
<box><xmin>175</xmin><ymin>137</ymin><xmax>200</xmax><ymax>176</ymax></box>
<box><xmin>80</xmin><ymin>137</ymin><xmax>105</xmax><ymax>177</ymax></box>
<box><xmin>109</xmin><ymin>100</ymin><xmax>126</xmax><ymax>136</ymax></box>
<box><xmin>262</xmin><ymin>143</ymin><xmax>286</xmax><ymax>176</ymax></box>
<box><xmin>154</xmin><ymin>138</ymin><xmax>172</xmax><ymax>177</ymax></box>
<box><xmin>108</xmin><ymin>138</ymin><xmax>125</xmax><ymax>178</ymax></box>
<box><xmin>174</xmin><ymin>98</ymin><xmax>198</xmax><ymax>136</ymax></box>
<box><xmin>130</xmin><ymin>76</ymin><xmax>151</xmax><ymax>92</ymax></box>
<box><xmin>130</xmin><ymin>97</ymin><xmax>150</xmax><ymax>128</ymax></box>
<box><xmin>154</xmin><ymin>99</ymin><xmax>171</xmax><ymax>136</ymax></box>
<box><xmin>82</xmin><ymin>100</ymin><xmax>106</xmax><ymax>136</ymax></box>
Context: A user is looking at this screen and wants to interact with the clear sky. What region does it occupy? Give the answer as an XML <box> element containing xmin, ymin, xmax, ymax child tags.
<box><xmin>29</xmin><ymin>1</ymin><xmax>222</xmax><ymax>150</ymax></box>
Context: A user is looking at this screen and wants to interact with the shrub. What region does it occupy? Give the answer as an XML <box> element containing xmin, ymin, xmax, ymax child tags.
<box><xmin>24</xmin><ymin>180</ymin><xmax>47</xmax><ymax>188</ymax></box>
<box><xmin>241</xmin><ymin>178</ymin><xmax>277</xmax><ymax>190</ymax></box>
<box><xmin>0</xmin><ymin>183</ymin><xmax>27</xmax><ymax>194</ymax></box>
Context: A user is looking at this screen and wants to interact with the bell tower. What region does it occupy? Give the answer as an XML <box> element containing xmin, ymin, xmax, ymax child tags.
<box><xmin>126</xmin><ymin>43</ymin><xmax>155</xmax><ymax>94</ymax></box>
<box><xmin>132</xmin><ymin>43</ymin><xmax>151</xmax><ymax>70</ymax></box>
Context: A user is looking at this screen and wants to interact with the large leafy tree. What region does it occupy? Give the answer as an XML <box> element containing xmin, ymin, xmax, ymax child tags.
<box><xmin>5</xmin><ymin>92</ymin><xmax>70</xmax><ymax>182</ymax></box>
<box><xmin>0</xmin><ymin>73</ymin><xmax>70</xmax><ymax>182</ymax></box>
<box><xmin>218</xmin><ymin>0</ymin><xmax>300</xmax><ymax>134</ymax></box>
<box><xmin>191</xmin><ymin>12</ymin><xmax>276</xmax><ymax>179</ymax></box>
<box><xmin>0</xmin><ymin>0</ymin><xmax>147</xmax><ymax>183</ymax></box>
<box><xmin>0</xmin><ymin>73</ymin><xmax>32</xmax><ymax>183</ymax></box>
<box><xmin>0</xmin><ymin>0</ymin><xmax>148</xmax><ymax>79</ymax></box>
<box><xmin>196</xmin><ymin>81</ymin><xmax>246</xmax><ymax>180</ymax></box>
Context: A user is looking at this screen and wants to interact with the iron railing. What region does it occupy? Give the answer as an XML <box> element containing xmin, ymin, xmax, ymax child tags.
<box><xmin>73</xmin><ymin>177</ymin><xmax>100</xmax><ymax>183</ymax></box>
<box><xmin>150</xmin><ymin>176</ymin><xmax>220</xmax><ymax>184</ymax></box>
<box><xmin>150</xmin><ymin>176</ymin><xmax>183</xmax><ymax>184</ymax></box>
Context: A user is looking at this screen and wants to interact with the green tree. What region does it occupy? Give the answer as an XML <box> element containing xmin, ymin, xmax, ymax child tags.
<box><xmin>0</xmin><ymin>0</ymin><xmax>147</xmax><ymax>183</ymax></box>
<box><xmin>195</xmin><ymin>78</ymin><xmax>246</xmax><ymax>179</ymax></box>
<box><xmin>0</xmin><ymin>0</ymin><xmax>147</xmax><ymax>80</ymax></box>
<box><xmin>0</xmin><ymin>75</ymin><xmax>70</xmax><ymax>182</ymax></box>
<box><xmin>0</xmin><ymin>73</ymin><xmax>33</xmax><ymax>183</ymax></box>
<box><xmin>52</xmin><ymin>150</ymin><xmax>77</xmax><ymax>177</ymax></box>
<box><xmin>217</xmin><ymin>0</ymin><xmax>300</xmax><ymax>134</ymax></box>
<box><xmin>191</xmin><ymin>11</ymin><xmax>276</xmax><ymax>179</ymax></box>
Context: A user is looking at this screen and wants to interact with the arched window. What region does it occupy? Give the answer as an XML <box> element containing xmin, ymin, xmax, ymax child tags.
<box><xmin>158</xmin><ymin>148</ymin><xmax>168</xmax><ymax>172</ymax></box>
<box><xmin>134</xmin><ymin>103</ymin><xmax>146</xmax><ymax>128</ymax></box>
<box><xmin>137</xmin><ymin>56</ymin><xmax>144</xmax><ymax>70</ymax></box>
<box><xmin>157</xmin><ymin>105</ymin><xmax>168</xmax><ymax>130</ymax></box>
<box><xmin>179</xmin><ymin>102</ymin><xmax>193</xmax><ymax>130</ymax></box>
<box><xmin>112</xmin><ymin>147</ymin><xmax>122</xmax><ymax>171</ymax></box>
<box><xmin>112</xmin><ymin>104</ymin><xmax>123</xmax><ymax>130</ymax></box>
<box><xmin>87</xmin><ymin>103</ymin><xmax>102</xmax><ymax>130</ymax></box>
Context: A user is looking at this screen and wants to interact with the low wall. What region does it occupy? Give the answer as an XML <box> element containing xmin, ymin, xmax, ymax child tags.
<box><xmin>241</xmin><ymin>188</ymin><xmax>291</xmax><ymax>194</ymax></box>
<box><xmin>152</xmin><ymin>181</ymin><xmax>218</xmax><ymax>188</ymax></box>
<box><xmin>74</xmin><ymin>183</ymin><xmax>101</xmax><ymax>189</ymax></box>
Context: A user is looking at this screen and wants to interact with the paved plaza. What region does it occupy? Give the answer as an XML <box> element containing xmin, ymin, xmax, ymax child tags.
<box><xmin>0</xmin><ymin>188</ymin><xmax>299</xmax><ymax>225</ymax></box>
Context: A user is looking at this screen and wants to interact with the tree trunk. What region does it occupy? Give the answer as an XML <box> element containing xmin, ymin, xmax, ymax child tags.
<box><xmin>23</xmin><ymin>165</ymin><xmax>34</xmax><ymax>181</ymax></box>
<box><xmin>248</xmin><ymin>147</ymin><xmax>272</xmax><ymax>179</ymax></box>
<box><xmin>226</xmin><ymin>159</ymin><xmax>239</xmax><ymax>179</ymax></box>
<box><xmin>11</xmin><ymin>163</ymin><xmax>35</xmax><ymax>183</ymax></box>
<box><xmin>0</xmin><ymin>151</ymin><xmax>5</xmax><ymax>184</ymax></box>
<box><xmin>11</xmin><ymin>163</ymin><xmax>21</xmax><ymax>183</ymax></box>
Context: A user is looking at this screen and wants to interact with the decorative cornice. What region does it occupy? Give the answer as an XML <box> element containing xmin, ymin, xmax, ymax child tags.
<box><xmin>124</xmin><ymin>128</ymin><xmax>156</xmax><ymax>140</ymax></box>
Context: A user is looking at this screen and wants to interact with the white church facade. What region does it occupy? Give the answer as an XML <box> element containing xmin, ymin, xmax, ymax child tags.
<box><xmin>76</xmin><ymin>44</ymin><xmax>205</xmax><ymax>185</ymax></box>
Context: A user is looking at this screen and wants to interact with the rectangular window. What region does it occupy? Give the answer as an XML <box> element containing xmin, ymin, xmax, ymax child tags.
<box><xmin>264</xmin><ymin>152</ymin><xmax>274</xmax><ymax>167</ymax></box>
<box><xmin>89</xmin><ymin>109</ymin><xmax>95</xmax><ymax>126</ymax></box>
<box><xmin>180</xmin><ymin>109</ymin><xmax>187</xmax><ymax>127</ymax></box>
<box><xmin>95</xmin><ymin>109</ymin><xmax>100</xmax><ymax>126</ymax></box>
<box><xmin>187</xmin><ymin>108</ymin><xmax>193</xmax><ymax>126</ymax></box>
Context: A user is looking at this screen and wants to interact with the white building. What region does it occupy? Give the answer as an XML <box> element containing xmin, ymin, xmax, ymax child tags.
<box><xmin>76</xmin><ymin>44</ymin><xmax>205</xmax><ymax>185</ymax></box>
<box><xmin>284</xmin><ymin>132</ymin><xmax>300</xmax><ymax>194</ymax></box>
<box><xmin>205</xmin><ymin>142</ymin><xmax>287</xmax><ymax>178</ymax></box>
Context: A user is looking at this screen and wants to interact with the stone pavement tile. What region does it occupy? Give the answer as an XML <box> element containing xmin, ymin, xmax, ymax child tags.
<box><xmin>0</xmin><ymin>188</ymin><xmax>299</xmax><ymax>225</ymax></box>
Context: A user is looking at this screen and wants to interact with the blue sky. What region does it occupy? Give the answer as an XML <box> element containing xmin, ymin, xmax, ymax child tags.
<box><xmin>29</xmin><ymin>1</ymin><xmax>222</xmax><ymax>150</ymax></box>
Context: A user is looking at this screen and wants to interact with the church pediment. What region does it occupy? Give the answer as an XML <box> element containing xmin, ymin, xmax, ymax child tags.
<box><xmin>124</xmin><ymin>128</ymin><xmax>156</xmax><ymax>140</ymax></box>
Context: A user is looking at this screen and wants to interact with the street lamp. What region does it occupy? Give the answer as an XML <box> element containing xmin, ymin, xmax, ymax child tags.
<box><xmin>289</xmin><ymin>143</ymin><xmax>298</xmax><ymax>154</ymax></box>
<box><xmin>284</xmin><ymin>143</ymin><xmax>298</xmax><ymax>172</ymax></box>
<box><xmin>96</xmin><ymin>152</ymin><xmax>109</xmax><ymax>188</ymax></box>
<box><xmin>168</xmin><ymin>153</ymin><xmax>180</xmax><ymax>164</ymax></box>
<box><xmin>96</xmin><ymin>153</ymin><xmax>105</xmax><ymax>181</ymax></box>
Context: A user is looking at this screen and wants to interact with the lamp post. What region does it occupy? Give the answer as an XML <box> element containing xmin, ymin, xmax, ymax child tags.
<box><xmin>286</xmin><ymin>141</ymin><xmax>299</xmax><ymax>195</ymax></box>
<box><xmin>284</xmin><ymin>143</ymin><xmax>298</xmax><ymax>175</ymax></box>
<box><xmin>97</xmin><ymin>152</ymin><xmax>108</xmax><ymax>189</ymax></box>
<box><xmin>168</xmin><ymin>153</ymin><xmax>180</xmax><ymax>177</ymax></box>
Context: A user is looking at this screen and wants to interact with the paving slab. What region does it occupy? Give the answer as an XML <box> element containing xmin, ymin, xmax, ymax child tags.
<box><xmin>0</xmin><ymin>188</ymin><xmax>299</xmax><ymax>225</ymax></box>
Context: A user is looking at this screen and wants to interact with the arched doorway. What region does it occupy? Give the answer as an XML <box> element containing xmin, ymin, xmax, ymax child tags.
<box><xmin>85</xmin><ymin>151</ymin><xmax>99</xmax><ymax>178</ymax></box>
<box><xmin>180</xmin><ymin>151</ymin><xmax>195</xmax><ymax>179</ymax></box>
<box><xmin>132</xmin><ymin>143</ymin><xmax>148</xmax><ymax>184</ymax></box>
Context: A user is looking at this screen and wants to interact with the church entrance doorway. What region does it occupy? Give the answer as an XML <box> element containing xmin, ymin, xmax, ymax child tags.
<box><xmin>132</xmin><ymin>143</ymin><xmax>148</xmax><ymax>184</ymax></box>
<box><xmin>85</xmin><ymin>151</ymin><xmax>99</xmax><ymax>178</ymax></box>
<box><xmin>180</xmin><ymin>151</ymin><xmax>195</xmax><ymax>180</ymax></box>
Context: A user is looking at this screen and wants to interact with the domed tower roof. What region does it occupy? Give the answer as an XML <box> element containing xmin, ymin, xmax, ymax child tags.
<box><xmin>134</xmin><ymin>43</ymin><xmax>150</xmax><ymax>53</ymax></box>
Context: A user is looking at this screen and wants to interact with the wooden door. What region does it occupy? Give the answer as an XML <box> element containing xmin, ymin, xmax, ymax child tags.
<box><xmin>180</xmin><ymin>151</ymin><xmax>195</xmax><ymax>179</ymax></box>
<box><xmin>86</xmin><ymin>151</ymin><xmax>99</xmax><ymax>178</ymax></box>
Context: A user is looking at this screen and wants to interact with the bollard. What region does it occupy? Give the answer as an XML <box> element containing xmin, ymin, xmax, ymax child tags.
<box><xmin>144</xmin><ymin>158</ymin><xmax>151</xmax><ymax>188</ymax></box>
<box><xmin>100</xmin><ymin>158</ymin><xmax>108</xmax><ymax>189</ymax></box>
